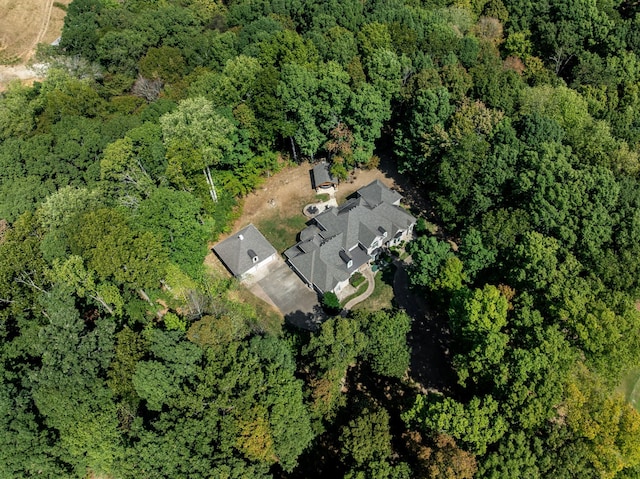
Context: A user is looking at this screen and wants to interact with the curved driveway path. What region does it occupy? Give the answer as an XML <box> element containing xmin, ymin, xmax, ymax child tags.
<box><xmin>343</xmin><ymin>267</ymin><xmax>376</xmax><ymax>310</ymax></box>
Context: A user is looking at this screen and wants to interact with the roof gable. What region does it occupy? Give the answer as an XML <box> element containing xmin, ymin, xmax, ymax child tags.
<box><xmin>373</xmin><ymin>202</ymin><xmax>416</xmax><ymax>232</ymax></box>
<box><xmin>356</xmin><ymin>179</ymin><xmax>402</xmax><ymax>207</ymax></box>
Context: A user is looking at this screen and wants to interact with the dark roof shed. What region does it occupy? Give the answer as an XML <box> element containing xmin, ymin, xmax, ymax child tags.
<box><xmin>312</xmin><ymin>161</ymin><xmax>338</xmax><ymax>188</ymax></box>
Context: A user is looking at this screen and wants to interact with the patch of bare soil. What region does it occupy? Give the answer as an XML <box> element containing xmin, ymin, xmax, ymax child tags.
<box><xmin>234</xmin><ymin>161</ymin><xmax>398</xmax><ymax>232</ymax></box>
<box><xmin>233</xmin><ymin>161</ymin><xmax>318</xmax><ymax>230</ymax></box>
<box><xmin>0</xmin><ymin>0</ymin><xmax>71</xmax><ymax>90</ymax></box>
<box><xmin>0</xmin><ymin>64</ymin><xmax>42</xmax><ymax>87</ymax></box>
<box><xmin>0</xmin><ymin>0</ymin><xmax>51</xmax><ymax>60</ymax></box>
<box><xmin>221</xmin><ymin>160</ymin><xmax>398</xmax><ymax>243</ymax></box>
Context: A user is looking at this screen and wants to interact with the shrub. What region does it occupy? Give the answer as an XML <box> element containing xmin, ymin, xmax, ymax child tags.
<box><xmin>330</xmin><ymin>163</ymin><xmax>348</xmax><ymax>181</ymax></box>
<box><xmin>415</xmin><ymin>218</ymin><xmax>429</xmax><ymax>234</ymax></box>
<box><xmin>350</xmin><ymin>272</ymin><xmax>365</xmax><ymax>288</ymax></box>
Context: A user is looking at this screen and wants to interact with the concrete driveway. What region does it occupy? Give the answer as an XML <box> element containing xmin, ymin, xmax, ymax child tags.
<box><xmin>247</xmin><ymin>257</ymin><xmax>325</xmax><ymax>329</ymax></box>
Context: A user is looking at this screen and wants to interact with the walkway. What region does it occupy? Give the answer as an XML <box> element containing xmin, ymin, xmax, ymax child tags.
<box><xmin>303</xmin><ymin>186</ymin><xmax>338</xmax><ymax>217</ymax></box>
<box><xmin>343</xmin><ymin>267</ymin><xmax>376</xmax><ymax>310</ymax></box>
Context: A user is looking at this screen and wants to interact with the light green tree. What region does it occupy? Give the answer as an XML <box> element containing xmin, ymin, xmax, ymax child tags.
<box><xmin>160</xmin><ymin>96</ymin><xmax>235</xmax><ymax>202</ymax></box>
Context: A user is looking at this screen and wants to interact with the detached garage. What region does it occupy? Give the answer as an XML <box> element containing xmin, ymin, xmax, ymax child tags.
<box><xmin>213</xmin><ymin>224</ymin><xmax>277</xmax><ymax>280</ymax></box>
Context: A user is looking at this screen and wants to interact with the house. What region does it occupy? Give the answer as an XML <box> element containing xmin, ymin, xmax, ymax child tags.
<box><xmin>312</xmin><ymin>161</ymin><xmax>338</xmax><ymax>190</ymax></box>
<box><xmin>285</xmin><ymin>180</ymin><xmax>415</xmax><ymax>295</ymax></box>
<box><xmin>213</xmin><ymin>224</ymin><xmax>277</xmax><ymax>280</ymax></box>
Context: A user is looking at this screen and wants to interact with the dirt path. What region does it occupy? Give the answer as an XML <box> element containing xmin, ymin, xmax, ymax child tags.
<box><xmin>15</xmin><ymin>0</ymin><xmax>54</xmax><ymax>60</ymax></box>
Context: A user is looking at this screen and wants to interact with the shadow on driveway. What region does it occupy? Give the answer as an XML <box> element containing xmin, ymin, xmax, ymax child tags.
<box><xmin>252</xmin><ymin>259</ymin><xmax>326</xmax><ymax>330</ymax></box>
<box><xmin>286</xmin><ymin>304</ymin><xmax>327</xmax><ymax>331</ymax></box>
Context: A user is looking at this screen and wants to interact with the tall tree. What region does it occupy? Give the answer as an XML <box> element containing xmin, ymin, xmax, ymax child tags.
<box><xmin>160</xmin><ymin>97</ymin><xmax>235</xmax><ymax>202</ymax></box>
<box><xmin>31</xmin><ymin>286</ymin><xmax>122</xmax><ymax>477</ymax></box>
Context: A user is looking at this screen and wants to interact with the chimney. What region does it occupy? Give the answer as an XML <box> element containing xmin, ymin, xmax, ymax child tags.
<box><xmin>238</xmin><ymin>234</ymin><xmax>244</xmax><ymax>240</ymax></box>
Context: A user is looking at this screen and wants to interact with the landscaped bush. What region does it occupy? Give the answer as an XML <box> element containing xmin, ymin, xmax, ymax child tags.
<box><xmin>350</xmin><ymin>272</ymin><xmax>365</xmax><ymax>288</ymax></box>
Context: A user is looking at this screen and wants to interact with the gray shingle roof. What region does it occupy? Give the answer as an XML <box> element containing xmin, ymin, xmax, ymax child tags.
<box><xmin>373</xmin><ymin>202</ymin><xmax>415</xmax><ymax>231</ymax></box>
<box><xmin>286</xmin><ymin>180</ymin><xmax>415</xmax><ymax>293</ymax></box>
<box><xmin>312</xmin><ymin>161</ymin><xmax>338</xmax><ymax>188</ymax></box>
<box><xmin>357</xmin><ymin>179</ymin><xmax>401</xmax><ymax>207</ymax></box>
<box><xmin>213</xmin><ymin>224</ymin><xmax>277</xmax><ymax>277</ymax></box>
<box><xmin>287</xmin><ymin>233</ymin><xmax>369</xmax><ymax>293</ymax></box>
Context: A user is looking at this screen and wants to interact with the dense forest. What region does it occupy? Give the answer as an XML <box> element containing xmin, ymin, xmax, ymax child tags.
<box><xmin>2</xmin><ymin>0</ymin><xmax>640</xmax><ymax>477</ymax></box>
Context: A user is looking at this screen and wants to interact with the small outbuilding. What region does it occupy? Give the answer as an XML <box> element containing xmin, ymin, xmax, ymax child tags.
<box><xmin>312</xmin><ymin>161</ymin><xmax>338</xmax><ymax>190</ymax></box>
<box><xmin>213</xmin><ymin>224</ymin><xmax>277</xmax><ymax>280</ymax></box>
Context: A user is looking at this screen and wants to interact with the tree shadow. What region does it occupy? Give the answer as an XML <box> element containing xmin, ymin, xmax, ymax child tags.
<box><xmin>375</xmin><ymin>149</ymin><xmax>432</xmax><ymax>219</ymax></box>
<box><xmin>393</xmin><ymin>263</ymin><xmax>459</xmax><ymax>395</ymax></box>
<box><xmin>285</xmin><ymin>304</ymin><xmax>327</xmax><ymax>331</ymax></box>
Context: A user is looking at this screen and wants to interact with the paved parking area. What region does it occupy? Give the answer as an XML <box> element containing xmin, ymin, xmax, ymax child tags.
<box><xmin>247</xmin><ymin>257</ymin><xmax>325</xmax><ymax>329</ymax></box>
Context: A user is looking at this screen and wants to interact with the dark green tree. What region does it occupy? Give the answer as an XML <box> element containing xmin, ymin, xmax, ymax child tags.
<box><xmin>355</xmin><ymin>309</ymin><xmax>411</xmax><ymax>378</ymax></box>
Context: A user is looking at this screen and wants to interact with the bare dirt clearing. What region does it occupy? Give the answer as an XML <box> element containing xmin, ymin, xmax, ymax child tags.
<box><xmin>233</xmin><ymin>161</ymin><xmax>398</xmax><ymax>233</ymax></box>
<box><xmin>0</xmin><ymin>0</ymin><xmax>70</xmax><ymax>89</ymax></box>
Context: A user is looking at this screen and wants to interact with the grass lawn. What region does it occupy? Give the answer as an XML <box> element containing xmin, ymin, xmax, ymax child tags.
<box><xmin>255</xmin><ymin>212</ymin><xmax>309</xmax><ymax>253</ymax></box>
<box><xmin>227</xmin><ymin>283</ymin><xmax>283</xmax><ymax>335</ymax></box>
<box><xmin>340</xmin><ymin>281</ymin><xmax>369</xmax><ymax>308</ymax></box>
<box><xmin>353</xmin><ymin>264</ymin><xmax>396</xmax><ymax>312</ymax></box>
<box><xmin>350</xmin><ymin>272</ymin><xmax>365</xmax><ymax>288</ymax></box>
